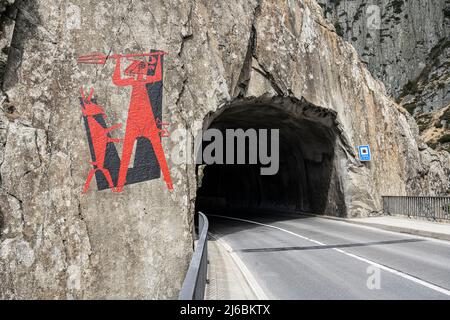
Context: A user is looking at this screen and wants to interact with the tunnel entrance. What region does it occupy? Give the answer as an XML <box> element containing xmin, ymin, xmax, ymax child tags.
<box><xmin>195</xmin><ymin>98</ymin><xmax>346</xmax><ymax>216</ymax></box>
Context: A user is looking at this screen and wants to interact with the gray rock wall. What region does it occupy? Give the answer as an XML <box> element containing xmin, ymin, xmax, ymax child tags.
<box><xmin>0</xmin><ymin>0</ymin><xmax>448</xmax><ymax>298</ymax></box>
<box><xmin>317</xmin><ymin>0</ymin><xmax>448</xmax><ymax>100</ymax></box>
<box><xmin>0</xmin><ymin>0</ymin><xmax>195</xmax><ymax>299</ymax></box>
<box><xmin>317</xmin><ymin>0</ymin><xmax>450</xmax><ymax>151</ymax></box>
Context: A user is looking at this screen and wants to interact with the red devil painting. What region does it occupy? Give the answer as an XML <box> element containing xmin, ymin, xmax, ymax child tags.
<box><xmin>77</xmin><ymin>50</ymin><xmax>173</xmax><ymax>193</ymax></box>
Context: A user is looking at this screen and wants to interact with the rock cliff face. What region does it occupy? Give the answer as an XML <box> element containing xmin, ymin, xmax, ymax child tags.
<box><xmin>0</xmin><ymin>0</ymin><xmax>449</xmax><ymax>299</ymax></box>
<box><xmin>317</xmin><ymin>0</ymin><xmax>450</xmax><ymax>151</ymax></box>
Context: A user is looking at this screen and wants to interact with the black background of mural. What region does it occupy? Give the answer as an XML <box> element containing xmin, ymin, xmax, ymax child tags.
<box><xmin>82</xmin><ymin>52</ymin><xmax>163</xmax><ymax>191</ymax></box>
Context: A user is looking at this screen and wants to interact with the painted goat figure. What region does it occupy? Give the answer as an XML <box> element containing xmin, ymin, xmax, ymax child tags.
<box><xmin>79</xmin><ymin>87</ymin><xmax>122</xmax><ymax>193</ymax></box>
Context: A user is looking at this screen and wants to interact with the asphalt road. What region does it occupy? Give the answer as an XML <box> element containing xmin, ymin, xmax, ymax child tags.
<box><xmin>207</xmin><ymin>212</ymin><xmax>450</xmax><ymax>300</ymax></box>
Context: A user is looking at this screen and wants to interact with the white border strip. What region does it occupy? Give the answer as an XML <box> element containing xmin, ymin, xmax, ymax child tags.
<box><xmin>209</xmin><ymin>232</ymin><xmax>269</xmax><ymax>300</ymax></box>
<box><xmin>209</xmin><ymin>214</ymin><xmax>450</xmax><ymax>297</ymax></box>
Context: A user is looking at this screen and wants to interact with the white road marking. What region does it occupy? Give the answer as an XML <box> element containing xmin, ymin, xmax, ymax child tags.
<box><xmin>287</xmin><ymin>212</ymin><xmax>450</xmax><ymax>246</ymax></box>
<box><xmin>209</xmin><ymin>232</ymin><xmax>269</xmax><ymax>300</ymax></box>
<box><xmin>209</xmin><ymin>214</ymin><xmax>450</xmax><ymax>297</ymax></box>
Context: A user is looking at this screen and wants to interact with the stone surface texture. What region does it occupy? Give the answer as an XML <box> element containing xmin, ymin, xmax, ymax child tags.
<box><xmin>0</xmin><ymin>0</ymin><xmax>448</xmax><ymax>298</ymax></box>
<box><xmin>317</xmin><ymin>0</ymin><xmax>450</xmax><ymax>151</ymax></box>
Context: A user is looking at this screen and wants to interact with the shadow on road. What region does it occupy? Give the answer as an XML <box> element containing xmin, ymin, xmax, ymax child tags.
<box><xmin>236</xmin><ymin>238</ymin><xmax>426</xmax><ymax>253</ymax></box>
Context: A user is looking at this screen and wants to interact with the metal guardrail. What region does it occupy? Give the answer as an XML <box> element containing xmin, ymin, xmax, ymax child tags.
<box><xmin>178</xmin><ymin>212</ymin><xmax>209</xmax><ymax>300</ymax></box>
<box><xmin>382</xmin><ymin>196</ymin><xmax>450</xmax><ymax>221</ymax></box>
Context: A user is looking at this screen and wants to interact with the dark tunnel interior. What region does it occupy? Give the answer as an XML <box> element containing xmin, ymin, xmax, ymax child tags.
<box><xmin>195</xmin><ymin>103</ymin><xmax>342</xmax><ymax>216</ymax></box>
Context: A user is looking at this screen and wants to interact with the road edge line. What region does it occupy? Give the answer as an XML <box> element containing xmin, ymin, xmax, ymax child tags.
<box><xmin>294</xmin><ymin>212</ymin><xmax>450</xmax><ymax>242</ymax></box>
<box><xmin>208</xmin><ymin>232</ymin><xmax>269</xmax><ymax>300</ymax></box>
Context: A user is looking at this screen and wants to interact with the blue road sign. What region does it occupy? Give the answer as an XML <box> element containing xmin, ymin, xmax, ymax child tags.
<box><xmin>358</xmin><ymin>145</ymin><xmax>371</xmax><ymax>161</ymax></box>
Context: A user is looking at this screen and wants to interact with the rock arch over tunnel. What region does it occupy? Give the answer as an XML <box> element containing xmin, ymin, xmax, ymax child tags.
<box><xmin>196</xmin><ymin>97</ymin><xmax>347</xmax><ymax>216</ymax></box>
